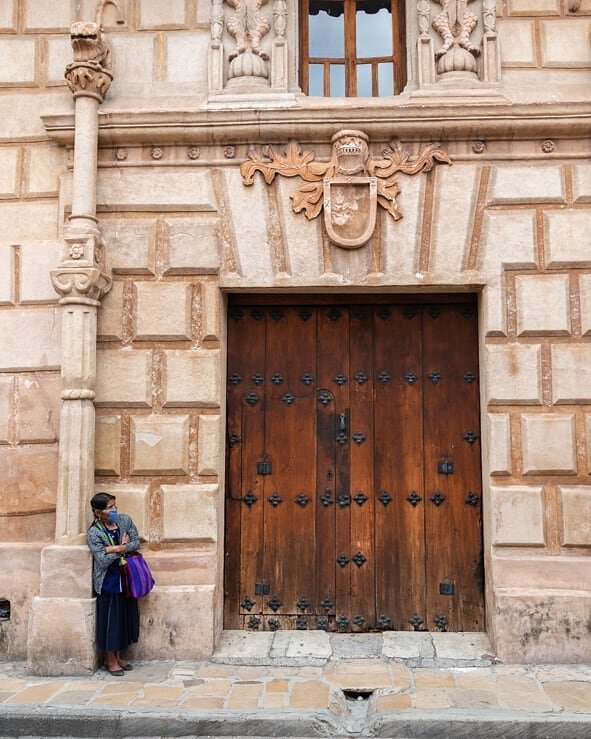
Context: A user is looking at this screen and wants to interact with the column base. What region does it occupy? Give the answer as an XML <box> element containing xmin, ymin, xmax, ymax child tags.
<box><xmin>27</xmin><ymin>595</ymin><xmax>97</xmax><ymax>676</ymax></box>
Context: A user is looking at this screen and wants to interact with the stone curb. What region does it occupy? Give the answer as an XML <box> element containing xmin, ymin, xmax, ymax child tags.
<box><xmin>2</xmin><ymin>704</ymin><xmax>591</xmax><ymax>739</ymax></box>
<box><xmin>0</xmin><ymin>705</ymin><xmax>341</xmax><ymax>738</ymax></box>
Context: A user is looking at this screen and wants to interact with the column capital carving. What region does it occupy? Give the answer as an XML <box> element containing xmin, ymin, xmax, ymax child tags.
<box><xmin>51</xmin><ymin>267</ymin><xmax>112</xmax><ymax>306</ymax></box>
<box><xmin>65</xmin><ymin>1</ymin><xmax>125</xmax><ymax>101</ymax></box>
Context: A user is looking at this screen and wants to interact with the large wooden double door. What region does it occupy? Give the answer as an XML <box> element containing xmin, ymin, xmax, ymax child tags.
<box><xmin>224</xmin><ymin>297</ymin><xmax>484</xmax><ymax>632</ymax></box>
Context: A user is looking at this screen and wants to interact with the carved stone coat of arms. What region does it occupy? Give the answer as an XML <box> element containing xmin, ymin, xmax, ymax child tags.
<box><xmin>240</xmin><ymin>130</ymin><xmax>452</xmax><ymax>249</ymax></box>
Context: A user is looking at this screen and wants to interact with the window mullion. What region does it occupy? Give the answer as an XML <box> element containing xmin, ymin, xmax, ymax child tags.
<box><xmin>344</xmin><ymin>0</ymin><xmax>356</xmax><ymax>97</ymax></box>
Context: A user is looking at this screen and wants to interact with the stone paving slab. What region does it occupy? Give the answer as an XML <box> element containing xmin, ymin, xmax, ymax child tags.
<box><xmin>0</xmin><ymin>647</ymin><xmax>590</xmax><ymax>738</ymax></box>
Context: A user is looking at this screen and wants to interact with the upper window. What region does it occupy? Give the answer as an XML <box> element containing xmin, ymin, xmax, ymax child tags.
<box><xmin>300</xmin><ymin>0</ymin><xmax>406</xmax><ymax>97</ymax></box>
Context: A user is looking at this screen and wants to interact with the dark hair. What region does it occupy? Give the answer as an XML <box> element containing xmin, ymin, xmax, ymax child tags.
<box><xmin>90</xmin><ymin>492</ymin><xmax>115</xmax><ymax>512</ymax></box>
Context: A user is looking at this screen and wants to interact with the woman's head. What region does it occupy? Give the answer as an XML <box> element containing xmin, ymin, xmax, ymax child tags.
<box><xmin>90</xmin><ymin>492</ymin><xmax>116</xmax><ymax>521</ymax></box>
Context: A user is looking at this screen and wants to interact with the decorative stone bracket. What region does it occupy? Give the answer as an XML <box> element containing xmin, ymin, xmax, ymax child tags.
<box><xmin>240</xmin><ymin>129</ymin><xmax>452</xmax><ymax>248</ymax></box>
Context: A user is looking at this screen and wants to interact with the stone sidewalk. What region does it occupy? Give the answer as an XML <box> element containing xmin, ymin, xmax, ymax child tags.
<box><xmin>1</xmin><ymin>632</ymin><xmax>591</xmax><ymax>738</ymax></box>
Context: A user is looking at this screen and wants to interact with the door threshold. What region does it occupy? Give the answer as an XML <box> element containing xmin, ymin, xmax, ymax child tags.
<box><xmin>212</xmin><ymin>630</ymin><xmax>496</xmax><ymax>667</ymax></box>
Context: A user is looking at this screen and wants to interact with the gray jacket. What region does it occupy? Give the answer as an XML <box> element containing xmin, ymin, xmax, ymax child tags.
<box><xmin>87</xmin><ymin>513</ymin><xmax>141</xmax><ymax>595</ymax></box>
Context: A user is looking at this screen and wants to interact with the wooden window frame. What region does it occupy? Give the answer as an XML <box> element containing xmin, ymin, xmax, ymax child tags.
<box><xmin>300</xmin><ymin>0</ymin><xmax>406</xmax><ymax>97</ymax></box>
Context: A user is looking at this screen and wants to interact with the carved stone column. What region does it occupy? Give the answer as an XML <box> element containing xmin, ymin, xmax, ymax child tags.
<box><xmin>27</xmin><ymin>1</ymin><xmax>120</xmax><ymax>676</ymax></box>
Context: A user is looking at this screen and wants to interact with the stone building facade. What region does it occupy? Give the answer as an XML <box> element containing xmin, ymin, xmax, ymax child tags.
<box><xmin>0</xmin><ymin>0</ymin><xmax>590</xmax><ymax>674</ymax></box>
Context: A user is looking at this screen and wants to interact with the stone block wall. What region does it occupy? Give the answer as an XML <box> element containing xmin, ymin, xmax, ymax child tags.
<box><xmin>0</xmin><ymin>1</ymin><xmax>590</xmax><ymax>663</ymax></box>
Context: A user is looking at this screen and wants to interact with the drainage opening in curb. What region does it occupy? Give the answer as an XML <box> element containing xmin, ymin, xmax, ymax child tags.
<box><xmin>343</xmin><ymin>689</ymin><xmax>374</xmax><ymax>701</ymax></box>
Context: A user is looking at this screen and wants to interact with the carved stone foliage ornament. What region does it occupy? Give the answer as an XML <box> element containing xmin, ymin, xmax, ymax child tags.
<box><xmin>65</xmin><ymin>0</ymin><xmax>124</xmax><ymax>101</ymax></box>
<box><xmin>241</xmin><ymin>130</ymin><xmax>451</xmax><ymax>248</ymax></box>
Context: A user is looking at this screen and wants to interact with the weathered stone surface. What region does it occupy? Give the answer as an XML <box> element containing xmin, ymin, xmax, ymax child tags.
<box><xmin>164</xmin><ymin>217</ymin><xmax>220</xmax><ymax>275</ymax></box>
<box><xmin>0</xmin><ymin>376</ymin><xmax>13</xmax><ymax>443</ymax></box>
<box><xmin>493</xmin><ymin>554</ymin><xmax>591</xmax><ymax>590</ymax></box>
<box><xmin>138</xmin><ymin>0</ymin><xmax>188</xmax><ymax>29</ymax></box>
<box><xmin>557</xmin><ymin>486</ymin><xmax>591</xmax><ymax>547</ymax></box>
<box><xmin>16</xmin><ymin>373</ymin><xmax>61</xmax><ymax>443</ymax></box>
<box><xmin>572</xmin><ymin>164</ymin><xmax>591</xmax><ymax>203</ymax></box>
<box><xmin>107</xmin><ymin>35</ymin><xmax>156</xmax><ymax>97</ymax></box>
<box><xmin>163</xmin><ymin>349</ymin><xmax>221</xmax><ymax>407</ymax></box>
<box><xmin>46</xmin><ymin>36</ymin><xmax>71</xmax><ymax>86</ymax></box>
<box><xmin>94</xmin><ymin>415</ymin><xmax>122</xmax><ymax>475</ymax></box>
<box><xmin>130</xmin><ymin>415</ymin><xmax>190</xmax><ymax>475</ymax></box>
<box><xmin>95</xmin><ymin>483</ymin><xmax>150</xmax><ymax>540</ymax></box>
<box><xmin>101</xmin><ymin>218</ymin><xmax>157</xmax><ymax>275</ymax></box>
<box><xmin>540</xmin><ymin>20</ymin><xmax>591</xmax><ymax>66</ymax></box>
<box><xmin>0</xmin><ymin>245</ymin><xmax>14</xmax><ymax>304</ymax></box>
<box><xmin>134</xmin><ymin>282</ymin><xmax>192</xmax><ymax>341</ymax></box>
<box><xmin>197</xmin><ymin>414</ymin><xmax>221</xmax><ymax>476</ymax></box>
<box><xmin>545</xmin><ymin>211</ymin><xmax>591</xmax><ymax>267</ymax></box>
<box><xmin>0</xmin><ymin>543</ymin><xmax>44</xmax><ymax>659</ymax></box>
<box><xmin>497</xmin><ymin>20</ymin><xmax>536</xmax><ymax>65</ymax></box>
<box><xmin>486</xmin><ymin>413</ymin><xmax>511</xmax><ymax>475</ymax></box>
<box><xmin>578</xmin><ymin>274</ymin><xmax>591</xmax><ymax>336</ymax></box>
<box><xmin>0</xmin><ymin>39</ymin><xmax>36</xmax><ymax>84</ymax></box>
<box><xmin>0</xmin><ymin>146</ymin><xmax>18</xmax><ymax>196</ymax></box>
<box><xmin>489</xmin><ymin>165</ymin><xmax>564</xmax><ymax>204</ymax></box>
<box><xmin>515</xmin><ymin>274</ymin><xmax>570</xmax><ymax>335</ymax></box>
<box><xmin>491</xmin><ymin>485</ymin><xmax>545</xmax><ymax>546</ymax></box>
<box><xmin>506</xmin><ymin>0</ymin><xmax>560</xmax><ymax>13</ymax></box>
<box><xmin>38</xmin><ymin>545</ymin><xmax>93</xmax><ymax>598</ymax></box>
<box><xmin>97</xmin><ymin>168</ymin><xmax>216</xmax><ymax>212</ymax></box>
<box><xmin>0</xmin><ymin>446</ymin><xmax>57</xmax><ymax>515</ymax></box>
<box><xmin>276</xmin><ymin>178</ymin><xmax>324</xmax><ymax>281</ymax></box>
<box><xmin>25</xmin><ymin>145</ymin><xmax>67</xmax><ymax>195</ymax></box>
<box><xmin>97</xmin><ymin>280</ymin><xmax>124</xmax><ymax>341</ymax></box>
<box><xmin>479</xmin><ymin>212</ymin><xmax>537</xmax><ymax>335</ymax></box>
<box><xmin>0</xmin><ymin>1</ymin><xmax>16</xmax><ymax>31</ymax></box>
<box><xmin>166</xmin><ymin>33</ymin><xmax>209</xmax><ymax>87</ymax></box>
<box><xmin>19</xmin><ymin>241</ymin><xmax>60</xmax><ymax>304</ymax></box>
<box><xmin>430</xmin><ymin>164</ymin><xmax>478</xmax><ymax>275</ymax></box>
<box><xmin>484</xmin><ymin>344</ymin><xmax>542</xmax><ymax>405</ymax></box>
<box><xmin>494</xmin><ymin>593</ymin><xmax>591</xmax><ymax>663</ymax></box>
<box><xmin>95</xmin><ymin>350</ymin><xmax>152</xmax><ymax>407</ymax></box>
<box><xmin>0</xmin><ymin>308</ymin><xmax>60</xmax><ymax>371</ymax></box>
<box><xmin>0</xmin><ymin>203</ymin><xmax>59</xmax><ymax>242</ymax></box>
<box><xmin>23</xmin><ymin>0</ymin><xmax>71</xmax><ymax>30</ymax></box>
<box><xmin>160</xmin><ymin>483</ymin><xmax>218</xmax><ymax>542</ymax></box>
<box><xmin>521</xmin><ymin>413</ymin><xmax>576</xmax><ymax>475</ymax></box>
<box><xmin>26</xmin><ymin>596</ymin><xmax>96</xmax><ymax>676</ymax></box>
<box><xmin>551</xmin><ymin>345</ymin><xmax>591</xmax><ymax>403</ymax></box>
<box><xmin>201</xmin><ymin>282</ymin><xmax>221</xmax><ymax>341</ymax></box>
<box><xmin>138</xmin><ymin>584</ymin><xmax>215</xmax><ymax>659</ymax></box>
<box><xmin>147</xmin><ymin>551</ymin><xmax>217</xmax><ymax>587</ymax></box>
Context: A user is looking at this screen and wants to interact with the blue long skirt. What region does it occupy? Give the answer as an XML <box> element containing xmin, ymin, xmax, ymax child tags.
<box><xmin>96</xmin><ymin>591</ymin><xmax>139</xmax><ymax>652</ymax></box>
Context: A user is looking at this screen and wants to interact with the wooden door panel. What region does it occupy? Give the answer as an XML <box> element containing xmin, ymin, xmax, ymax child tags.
<box><xmin>422</xmin><ymin>304</ymin><xmax>484</xmax><ymax>632</ymax></box>
<box><xmin>373</xmin><ymin>306</ymin><xmax>425</xmax><ymax>630</ymax></box>
<box><xmin>316</xmin><ymin>306</ymin><xmax>351</xmax><ymax>626</ymax></box>
<box><xmin>348</xmin><ymin>307</ymin><xmax>375</xmax><ymax>630</ymax></box>
<box><xmin>225</xmin><ymin>298</ymin><xmax>484</xmax><ymax>633</ymax></box>
<box><xmin>263</xmin><ymin>308</ymin><xmax>318</xmax><ymax>619</ymax></box>
<box><xmin>225</xmin><ymin>308</ymin><xmax>267</xmax><ymax>628</ymax></box>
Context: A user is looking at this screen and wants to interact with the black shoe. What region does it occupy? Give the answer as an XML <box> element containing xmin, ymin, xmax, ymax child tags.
<box><xmin>107</xmin><ymin>667</ymin><xmax>125</xmax><ymax>676</ymax></box>
<box><xmin>121</xmin><ymin>663</ymin><xmax>133</xmax><ymax>671</ymax></box>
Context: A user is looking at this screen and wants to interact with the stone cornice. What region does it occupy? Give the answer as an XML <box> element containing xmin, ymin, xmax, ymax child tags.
<box><xmin>42</xmin><ymin>100</ymin><xmax>591</xmax><ymax>147</ymax></box>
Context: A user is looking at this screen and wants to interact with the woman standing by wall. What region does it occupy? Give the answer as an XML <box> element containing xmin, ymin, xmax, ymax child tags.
<box><xmin>87</xmin><ymin>492</ymin><xmax>141</xmax><ymax>676</ymax></box>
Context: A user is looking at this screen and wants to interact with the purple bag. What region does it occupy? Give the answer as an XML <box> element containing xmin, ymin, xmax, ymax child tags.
<box><xmin>122</xmin><ymin>552</ymin><xmax>155</xmax><ymax>598</ymax></box>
